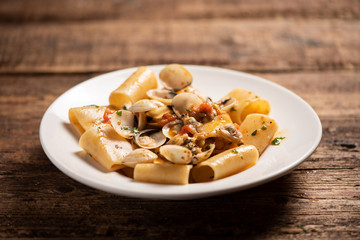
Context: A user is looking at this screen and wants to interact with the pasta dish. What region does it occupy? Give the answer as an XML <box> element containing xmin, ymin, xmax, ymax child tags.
<box><xmin>68</xmin><ymin>64</ymin><xmax>282</xmax><ymax>185</ymax></box>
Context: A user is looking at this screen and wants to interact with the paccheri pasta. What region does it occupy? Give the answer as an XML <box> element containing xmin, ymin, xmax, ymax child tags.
<box><xmin>69</xmin><ymin>64</ymin><xmax>279</xmax><ymax>185</ymax></box>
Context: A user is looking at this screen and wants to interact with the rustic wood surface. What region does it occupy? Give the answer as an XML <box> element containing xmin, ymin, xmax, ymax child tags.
<box><xmin>0</xmin><ymin>1</ymin><xmax>359</xmax><ymax>239</ymax></box>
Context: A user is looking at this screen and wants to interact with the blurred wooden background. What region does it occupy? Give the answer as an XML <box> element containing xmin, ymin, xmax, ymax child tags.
<box><xmin>0</xmin><ymin>0</ymin><xmax>359</xmax><ymax>239</ymax></box>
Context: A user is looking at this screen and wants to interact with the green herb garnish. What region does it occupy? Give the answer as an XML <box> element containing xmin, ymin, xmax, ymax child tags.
<box><xmin>232</xmin><ymin>149</ymin><xmax>238</xmax><ymax>153</ymax></box>
<box><xmin>133</xmin><ymin>127</ymin><xmax>140</xmax><ymax>134</ymax></box>
<box><xmin>122</xmin><ymin>126</ymin><xmax>129</xmax><ymax>130</ymax></box>
<box><xmin>185</xmin><ymin>109</ymin><xmax>191</xmax><ymax>113</ymax></box>
<box><xmin>115</xmin><ymin>145</ymin><xmax>119</xmax><ymax>149</ymax></box>
<box><xmin>84</xmin><ymin>104</ymin><xmax>99</xmax><ymax>108</ymax></box>
<box><xmin>251</xmin><ymin>130</ymin><xmax>257</xmax><ymax>136</ymax></box>
<box><xmin>116</xmin><ymin>110</ymin><xmax>122</xmax><ymax>116</ymax></box>
<box><xmin>261</xmin><ymin>125</ymin><xmax>267</xmax><ymax>130</ymax></box>
<box><xmin>123</xmin><ymin>106</ymin><xmax>127</xmax><ymax>110</ymax></box>
<box><xmin>230</xmin><ymin>107</ymin><xmax>237</xmax><ymax>112</ymax></box>
<box><xmin>271</xmin><ymin>137</ymin><xmax>285</xmax><ymax>145</ymax></box>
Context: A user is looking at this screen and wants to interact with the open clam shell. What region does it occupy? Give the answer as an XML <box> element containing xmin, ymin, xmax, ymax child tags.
<box><xmin>134</xmin><ymin>129</ymin><xmax>167</xmax><ymax>149</ymax></box>
<box><xmin>193</xmin><ymin>143</ymin><xmax>215</xmax><ymax>164</ymax></box>
<box><xmin>110</xmin><ymin>110</ymin><xmax>135</xmax><ymax>139</ymax></box>
<box><xmin>162</xmin><ymin>120</ymin><xmax>182</xmax><ymax>138</ymax></box>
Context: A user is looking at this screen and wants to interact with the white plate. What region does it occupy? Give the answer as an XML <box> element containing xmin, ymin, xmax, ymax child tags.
<box><xmin>40</xmin><ymin>65</ymin><xmax>322</xmax><ymax>200</ymax></box>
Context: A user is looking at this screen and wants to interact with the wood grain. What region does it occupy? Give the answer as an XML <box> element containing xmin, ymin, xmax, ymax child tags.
<box><xmin>0</xmin><ymin>19</ymin><xmax>359</xmax><ymax>74</ymax></box>
<box><xmin>1</xmin><ymin>0</ymin><xmax>359</xmax><ymax>238</ymax></box>
<box><xmin>0</xmin><ymin>72</ymin><xmax>359</xmax><ymax>239</ymax></box>
<box><xmin>0</xmin><ymin>0</ymin><xmax>359</xmax><ymax>22</ymax></box>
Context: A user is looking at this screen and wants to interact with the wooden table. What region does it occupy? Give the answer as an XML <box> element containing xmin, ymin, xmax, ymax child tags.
<box><xmin>1</xmin><ymin>1</ymin><xmax>359</xmax><ymax>239</ymax></box>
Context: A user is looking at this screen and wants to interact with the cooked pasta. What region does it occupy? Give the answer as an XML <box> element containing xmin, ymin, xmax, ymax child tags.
<box><xmin>69</xmin><ymin>64</ymin><xmax>281</xmax><ymax>185</ymax></box>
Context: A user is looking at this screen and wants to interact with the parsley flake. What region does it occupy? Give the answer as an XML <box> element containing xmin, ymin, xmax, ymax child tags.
<box><xmin>116</xmin><ymin>110</ymin><xmax>122</xmax><ymax>116</ymax></box>
<box><xmin>122</xmin><ymin>126</ymin><xmax>129</xmax><ymax>130</ymax></box>
<box><xmin>261</xmin><ymin>125</ymin><xmax>267</xmax><ymax>130</ymax></box>
<box><xmin>84</xmin><ymin>104</ymin><xmax>99</xmax><ymax>108</ymax></box>
<box><xmin>133</xmin><ymin>127</ymin><xmax>140</xmax><ymax>134</ymax></box>
<box><xmin>115</xmin><ymin>145</ymin><xmax>119</xmax><ymax>149</ymax></box>
<box><xmin>251</xmin><ymin>130</ymin><xmax>257</xmax><ymax>136</ymax></box>
<box><xmin>123</xmin><ymin>106</ymin><xmax>127</xmax><ymax>110</ymax></box>
<box><xmin>230</xmin><ymin>107</ymin><xmax>237</xmax><ymax>112</ymax></box>
<box><xmin>232</xmin><ymin>149</ymin><xmax>238</xmax><ymax>154</ymax></box>
<box><xmin>271</xmin><ymin>137</ymin><xmax>285</xmax><ymax>145</ymax></box>
<box><xmin>185</xmin><ymin>109</ymin><xmax>191</xmax><ymax>113</ymax></box>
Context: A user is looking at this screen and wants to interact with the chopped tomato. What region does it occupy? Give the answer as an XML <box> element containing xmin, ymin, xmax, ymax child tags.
<box><xmin>103</xmin><ymin>108</ymin><xmax>115</xmax><ymax>124</ymax></box>
<box><xmin>179</xmin><ymin>124</ymin><xmax>193</xmax><ymax>135</ymax></box>
<box><xmin>157</xmin><ymin>113</ymin><xmax>178</xmax><ymax>126</ymax></box>
<box><xmin>198</xmin><ymin>103</ymin><xmax>213</xmax><ymax>116</ymax></box>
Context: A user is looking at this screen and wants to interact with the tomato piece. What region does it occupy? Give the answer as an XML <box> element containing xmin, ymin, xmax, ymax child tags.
<box><xmin>158</xmin><ymin>113</ymin><xmax>178</xmax><ymax>126</ymax></box>
<box><xmin>103</xmin><ymin>108</ymin><xmax>115</xmax><ymax>124</ymax></box>
<box><xmin>179</xmin><ymin>124</ymin><xmax>193</xmax><ymax>135</ymax></box>
<box><xmin>198</xmin><ymin>103</ymin><xmax>213</xmax><ymax>116</ymax></box>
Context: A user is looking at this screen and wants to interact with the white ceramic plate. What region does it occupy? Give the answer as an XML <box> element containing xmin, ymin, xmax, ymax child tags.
<box><xmin>40</xmin><ymin>65</ymin><xmax>322</xmax><ymax>200</ymax></box>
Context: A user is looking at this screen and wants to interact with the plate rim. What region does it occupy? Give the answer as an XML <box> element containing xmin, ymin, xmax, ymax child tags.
<box><xmin>40</xmin><ymin>65</ymin><xmax>322</xmax><ymax>200</ymax></box>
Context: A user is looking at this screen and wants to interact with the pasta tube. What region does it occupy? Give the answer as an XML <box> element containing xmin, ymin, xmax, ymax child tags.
<box><xmin>68</xmin><ymin>105</ymin><xmax>106</xmax><ymax>135</ymax></box>
<box><xmin>134</xmin><ymin>163</ymin><xmax>193</xmax><ymax>185</ymax></box>
<box><xmin>226</xmin><ymin>88</ymin><xmax>270</xmax><ymax>124</ymax></box>
<box><xmin>239</xmin><ymin>114</ymin><xmax>278</xmax><ymax>155</ymax></box>
<box><xmin>192</xmin><ymin>145</ymin><xmax>258</xmax><ymax>182</ymax></box>
<box><xmin>109</xmin><ymin>66</ymin><xmax>158</xmax><ymax>109</ymax></box>
<box><xmin>79</xmin><ymin>124</ymin><xmax>134</xmax><ymax>171</ymax></box>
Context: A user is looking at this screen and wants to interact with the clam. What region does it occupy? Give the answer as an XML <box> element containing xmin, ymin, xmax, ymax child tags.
<box><xmin>171</xmin><ymin>93</ymin><xmax>203</xmax><ymax>117</ymax></box>
<box><xmin>216</xmin><ymin>124</ymin><xmax>243</xmax><ymax>145</ymax></box>
<box><xmin>146</xmin><ymin>89</ymin><xmax>177</xmax><ymax>105</ymax></box>
<box><xmin>135</xmin><ymin>129</ymin><xmax>166</xmax><ymax>149</ymax></box>
<box><xmin>110</xmin><ymin>110</ymin><xmax>135</xmax><ymax>139</ymax></box>
<box><xmin>159</xmin><ymin>64</ymin><xmax>193</xmax><ymax>91</ymax></box>
<box><xmin>159</xmin><ymin>145</ymin><xmax>192</xmax><ymax>164</ymax></box>
<box><xmin>136</xmin><ymin>112</ymin><xmax>147</xmax><ymax>131</ymax></box>
<box><xmin>193</xmin><ymin>144</ymin><xmax>215</xmax><ymax>164</ymax></box>
<box><xmin>122</xmin><ymin>149</ymin><xmax>158</xmax><ymax>168</ymax></box>
<box><xmin>177</xmin><ymin>85</ymin><xmax>207</xmax><ymax>101</ymax></box>
<box><xmin>162</xmin><ymin>120</ymin><xmax>182</xmax><ymax>138</ymax></box>
<box><xmin>216</xmin><ymin>97</ymin><xmax>237</xmax><ymax>112</ymax></box>
<box><xmin>129</xmin><ymin>99</ymin><xmax>164</xmax><ymax>113</ymax></box>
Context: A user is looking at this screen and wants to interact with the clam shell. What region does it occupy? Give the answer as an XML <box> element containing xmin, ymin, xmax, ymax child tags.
<box><xmin>110</xmin><ymin>110</ymin><xmax>135</xmax><ymax>139</ymax></box>
<box><xmin>135</xmin><ymin>129</ymin><xmax>166</xmax><ymax>149</ymax></box>
<box><xmin>193</xmin><ymin>144</ymin><xmax>215</xmax><ymax>164</ymax></box>
<box><xmin>162</xmin><ymin>120</ymin><xmax>182</xmax><ymax>138</ymax></box>
<box><xmin>159</xmin><ymin>64</ymin><xmax>193</xmax><ymax>91</ymax></box>
<box><xmin>216</xmin><ymin>97</ymin><xmax>237</xmax><ymax>112</ymax></box>
<box><xmin>122</xmin><ymin>149</ymin><xmax>158</xmax><ymax>168</ymax></box>
<box><xmin>159</xmin><ymin>145</ymin><xmax>192</xmax><ymax>164</ymax></box>
<box><xmin>129</xmin><ymin>99</ymin><xmax>164</xmax><ymax>113</ymax></box>
<box><xmin>171</xmin><ymin>92</ymin><xmax>203</xmax><ymax>117</ymax></box>
<box><xmin>146</xmin><ymin>89</ymin><xmax>177</xmax><ymax>105</ymax></box>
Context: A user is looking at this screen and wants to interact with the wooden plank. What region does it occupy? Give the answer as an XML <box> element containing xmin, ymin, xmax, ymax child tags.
<box><xmin>0</xmin><ymin>0</ymin><xmax>359</xmax><ymax>22</ymax></box>
<box><xmin>0</xmin><ymin>19</ymin><xmax>359</xmax><ymax>73</ymax></box>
